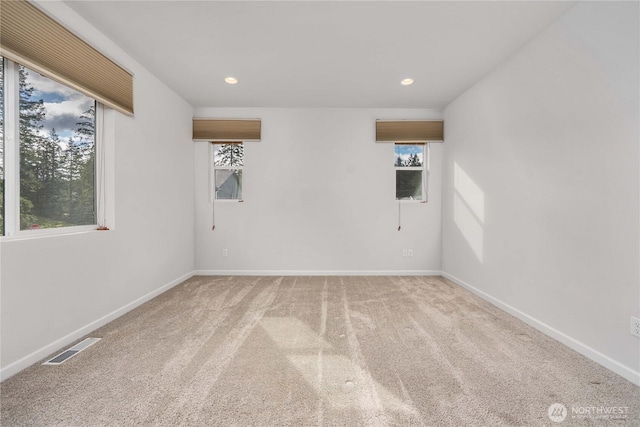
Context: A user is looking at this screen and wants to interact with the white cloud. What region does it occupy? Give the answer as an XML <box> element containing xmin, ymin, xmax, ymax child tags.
<box><xmin>43</xmin><ymin>95</ymin><xmax>91</xmax><ymax>119</ymax></box>
<box><xmin>23</xmin><ymin>66</ymin><xmax>92</xmax><ymax>136</ymax></box>
<box><xmin>25</xmin><ymin>70</ymin><xmax>77</xmax><ymax>98</ymax></box>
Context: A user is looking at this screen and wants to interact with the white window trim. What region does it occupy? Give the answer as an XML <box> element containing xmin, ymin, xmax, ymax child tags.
<box><xmin>1</xmin><ymin>58</ymin><xmax>112</xmax><ymax>240</ymax></box>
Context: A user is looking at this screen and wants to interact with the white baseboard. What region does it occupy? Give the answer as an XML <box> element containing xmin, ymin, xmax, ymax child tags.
<box><xmin>442</xmin><ymin>272</ymin><xmax>640</xmax><ymax>386</ymax></box>
<box><xmin>194</xmin><ymin>270</ymin><xmax>442</xmax><ymax>276</ymax></box>
<box><xmin>0</xmin><ymin>271</ymin><xmax>194</xmax><ymax>382</ymax></box>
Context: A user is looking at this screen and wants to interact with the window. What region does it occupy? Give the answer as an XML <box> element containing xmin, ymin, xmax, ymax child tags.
<box><xmin>213</xmin><ymin>143</ymin><xmax>243</xmax><ymax>200</ymax></box>
<box><xmin>1</xmin><ymin>58</ymin><xmax>98</xmax><ymax>236</ymax></box>
<box><xmin>0</xmin><ymin>58</ymin><xmax>4</xmax><ymax>236</ymax></box>
<box><xmin>395</xmin><ymin>143</ymin><xmax>427</xmax><ymax>201</ymax></box>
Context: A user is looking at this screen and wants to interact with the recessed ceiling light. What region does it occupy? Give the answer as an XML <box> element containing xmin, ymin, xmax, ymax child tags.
<box><xmin>401</xmin><ymin>78</ymin><xmax>414</xmax><ymax>86</ymax></box>
<box><xmin>225</xmin><ymin>76</ymin><xmax>238</xmax><ymax>85</ymax></box>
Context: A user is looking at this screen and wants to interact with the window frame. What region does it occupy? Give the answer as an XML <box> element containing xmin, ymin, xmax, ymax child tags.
<box><xmin>394</xmin><ymin>143</ymin><xmax>429</xmax><ymax>203</ymax></box>
<box><xmin>210</xmin><ymin>142</ymin><xmax>244</xmax><ymax>202</ymax></box>
<box><xmin>1</xmin><ymin>57</ymin><xmax>106</xmax><ymax>239</ymax></box>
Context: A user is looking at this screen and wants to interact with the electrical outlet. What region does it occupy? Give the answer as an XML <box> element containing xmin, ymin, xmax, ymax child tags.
<box><xmin>402</xmin><ymin>249</ymin><xmax>408</xmax><ymax>257</ymax></box>
<box><xmin>631</xmin><ymin>317</ymin><xmax>640</xmax><ymax>338</ymax></box>
<box><xmin>407</xmin><ymin>249</ymin><xmax>413</xmax><ymax>257</ymax></box>
<box><xmin>222</xmin><ymin>249</ymin><xmax>228</xmax><ymax>257</ymax></box>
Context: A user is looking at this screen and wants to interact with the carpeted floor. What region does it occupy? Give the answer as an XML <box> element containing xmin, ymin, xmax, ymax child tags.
<box><xmin>1</xmin><ymin>276</ymin><xmax>638</xmax><ymax>426</ymax></box>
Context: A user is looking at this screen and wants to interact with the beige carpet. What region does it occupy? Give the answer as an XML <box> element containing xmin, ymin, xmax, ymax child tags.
<box><xmin>1</xmin><ymin>276</ymin><xmax>638</xmax><ymax>426</ymax></box>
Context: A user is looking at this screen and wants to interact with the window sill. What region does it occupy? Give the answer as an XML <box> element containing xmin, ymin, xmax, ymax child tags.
<box><xmin>1</xmin><ymin>225</ymin><xmax>110</xmax><ymax>242</ymax></box>
<box><xmin>397</xmin><ymin>199</ymin><xmax>427</xmax><ymax>204</ymax></box>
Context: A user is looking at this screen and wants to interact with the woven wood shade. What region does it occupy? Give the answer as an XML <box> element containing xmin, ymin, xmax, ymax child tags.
<box><xmin>0</xmin><ymin>0</ymin><xmax>134</xmax><ymax>115</ymax></box>
<box><xmin>193</xmin><ymin>119</ymin><xmax>261</xmax><ymax>142</ymax></box>
<box><xmin>376</xmin><ymin>120</ymin><xmax>444</xmax><ymax>143</ymax></box>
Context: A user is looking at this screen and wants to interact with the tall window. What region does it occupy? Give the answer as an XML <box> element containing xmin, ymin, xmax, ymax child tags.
<box><xmin>0</xmin><ymin>58</ymin><xmax>4</xmax><ymax>236</ymax></box>
<box><xmin>1</xmin><ymin>58</ymin><xmax>97</xmax><ymax>235</ymax></box>
<box><xmin>213</xmin><ymin>143</ymin><xmax>243</xmax><ymax>200</ymax></box>
<box><xmin>395</xmin><ymin>144</ymin><xmax>426</xmax><ymax>200</ymax></box>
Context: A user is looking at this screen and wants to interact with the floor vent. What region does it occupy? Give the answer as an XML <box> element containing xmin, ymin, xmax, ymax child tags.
<box><xmin>43</xmin><ymin>337</ymin><xmax>101</xmax><ymax>365</ymax></box>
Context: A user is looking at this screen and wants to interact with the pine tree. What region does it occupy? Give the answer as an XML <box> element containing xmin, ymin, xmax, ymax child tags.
<box><xmin>214</xmin><ymin>143</ymin><xmax>244</xmax><ymax>167</ymax></box>
<box><xmin>62</xmin><ymin>136</ymin><xmax>81</xmax><ymax>223</ymax></box>
<box><xmin>75</xmin><ymin>104</ymin><xmax>95</xmax><ymax>141</ymax></box>
<box><xmin>72</xmin><ymin>104</ymin><xmax>96</xmax><ymax>225</ymax></box>
<box><xmin>407</xmin><ymin>153</ymin><xmax>422</xmax><ymax>167</ymax></box>
<box><xmin>35</xmin><ymin>128</ymin><xmax>64</xmax><ymax>221</ymax></box>
<box><xmin>18</xmin><ymin>66</ymin><xmax>46</xmax><ymax>228</ymax></box>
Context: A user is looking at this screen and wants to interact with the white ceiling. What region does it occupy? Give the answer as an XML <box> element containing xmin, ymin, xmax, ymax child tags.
<box><xmin>65</xmin><ymin>1</ymin><xmax>574</xmax><ymax>109</ymax></box>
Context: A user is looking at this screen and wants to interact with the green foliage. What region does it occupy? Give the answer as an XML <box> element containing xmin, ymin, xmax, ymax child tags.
<box><xmin>19</xmin><ymin>197</ymin><xmax>38</xmax><ymax>230</ymax></box>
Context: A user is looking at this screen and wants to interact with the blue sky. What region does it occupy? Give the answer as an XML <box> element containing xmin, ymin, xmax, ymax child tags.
<box><xmin>34</xmin><ymin>91</ymin><xmax>66</xmax><ymax>104</ymax></box>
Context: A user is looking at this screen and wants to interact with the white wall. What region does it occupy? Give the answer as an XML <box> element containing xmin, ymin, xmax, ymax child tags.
<box><xmin>0</xmin><ymin>1</ymin><xmax>195</xmax><ymax>379</ymax></box>
<box><xmin>442</xmin><ymin>2</ymin><xmax>639</xmax><ymax>384</ymax></box>
<box><xmin>194</xmin><ymin>108</ymin><xmax>442</xmax><ymax>274</ymax></box>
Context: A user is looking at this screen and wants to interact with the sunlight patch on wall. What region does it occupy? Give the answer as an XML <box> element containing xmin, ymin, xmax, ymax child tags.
<box><xmin>454</xmin><ymin>194</ymin><xmax>484</xmax><ymax>262</ymax></box>
<box><xmin>454</xmin><ymin>162</ymin><xmax>485</xmax><ymax>222</ymax></box>
<box><xmin>453</xmin><ymin>162</ymin><xmax>485</xmax><ymax>262</ymax></box>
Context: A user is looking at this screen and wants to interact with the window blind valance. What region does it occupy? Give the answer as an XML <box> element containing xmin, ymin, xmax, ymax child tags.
<box><xmin>0</xmin><ymin>0</ymin><xmax>134</xmax><ymax>115</ymax></box>
<box><xmin>193</xmin><ymin>118</ymin><xmax>261</xmax><ymax>142</ymax></box>
<box><xmin>376</xmin><ymin>120</ymin><xmax>444</xmax><ymax>143</ymax></box>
